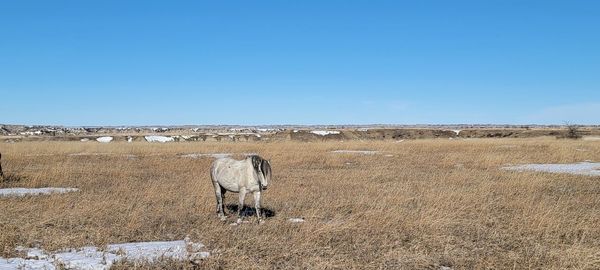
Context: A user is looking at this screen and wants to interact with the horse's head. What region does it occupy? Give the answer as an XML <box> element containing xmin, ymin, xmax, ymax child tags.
<box><xmin>251</xmin><ymin>155</ymin><xmax>271</xmax><ymax>190</ymax></box>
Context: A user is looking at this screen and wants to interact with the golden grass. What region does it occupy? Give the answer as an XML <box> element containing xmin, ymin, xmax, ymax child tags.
<box><xmin>1</xmin><ymin>138</ymin><xmax>599</xmax><ymax>269</ymax></box>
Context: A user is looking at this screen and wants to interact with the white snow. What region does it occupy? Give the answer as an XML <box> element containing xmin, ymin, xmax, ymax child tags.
<box><xmin>450</xmin><ymin>130</ymin><xmax>461</xmax><ymax>135</ymax></box>
<box><xmin>107</xmin><ymin>240</ymin><xmax>207</xmax><ymax>263</ymax></box>
<box><xmin>256</xmin><ymin>128</ymin><xmax>280</xmax><ymax>132</ymax></box>
<box><xmin>53</xmin><ymin>247</ymin><xmax>117</xmax><ymax>270</ymax></box>
<box><xmin>0</xmin><ymin>257</ymin><xmax>56</xmax><ymax>269</ymax></box>
<box><xmin>311</xmin><ymin>130</ymin><xmax>340</xmax><ymax>136</ymax></box>
<box><xmin>144</xmin><ymin>136</ymin><xmax>175</xmax><ymax>143</ymax></box>
<box><xmin>127</xmin><ymin>137</ymin><xmax>133</xmax><ymax>143</ymax></box>
<box><xmin>15</xmin><ymin>247</ymin><xmax>49</xmax><ymax>260</ymax></box>
<box><xmin>215</xmin><ymin>133</ymin><xmax>260</xmax><ymax>138</ymax></box>
<box><xmin>0</xmin><ymin>239</ymin><xmax>208</xmax><ymax>270</ymax></box>
<box><xmin>0</xmin><ymin>188</ymin><xmax>79</xmax><ymax>197</ymax></box>
<box><xmin>503</xmin><ymin>162</ymin><xmax>600</xmax><ymax>176</ymax></box>
<box><xmin>96</xmin><ymin>137</ymin><xmax>113</xmax><ymax>143</ymax></box>
<box><xmin>69</xmin><ymin>153</ymin><xmax>110</xmax><ymax>156</ymax></box>
<box><xmin>20</xmin><ymin>131</ymin><xmax>43</xmax><ymax>136</ymax></box>
<box><xmin>80</xmin><ymin>138</ymin><xmax>90</xmax><ymax>142</ymax></box>
<box><xmin>179</xmin><ymin>153</ymin><xmax>232</xmax><ymax>159</ymax></box>
<box><xmin>331</xmin><ymin>150</ymin><xmax>379</xmax><ymax>155</ymax></box>
<box><xmin>288</xmin><ymin>218</ymin><xmax>305</xmax><ymax>223</ymax></box>
<box><xmin>356</xmin><ymin>128</ymin><xmax>369</xmax><ymax>132</ymax></box>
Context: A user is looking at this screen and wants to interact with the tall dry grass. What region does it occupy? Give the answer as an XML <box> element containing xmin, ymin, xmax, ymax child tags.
<box><xmin>1</xmin><ymin>138</ymin><xmax>599</xmax><ymax>269</ymax></box>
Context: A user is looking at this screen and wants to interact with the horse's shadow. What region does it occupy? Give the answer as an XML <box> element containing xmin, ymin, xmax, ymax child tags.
<box><xmin>225</xmin><ymin>204</ymin><xmax>276</xmax><ymax>218</ymax></box>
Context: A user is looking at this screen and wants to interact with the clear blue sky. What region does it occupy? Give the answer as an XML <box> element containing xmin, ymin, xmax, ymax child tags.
<box><xmin>1</xmin><ymin>1</ymin><xmax>598</xmax><ymax>126</ymax></box>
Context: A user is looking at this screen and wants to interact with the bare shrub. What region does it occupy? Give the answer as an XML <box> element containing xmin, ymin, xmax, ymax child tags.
<box><xmin>564</xmin><ymin>122</ymin><xmax>582</xmax><ymax>139</ymax></box>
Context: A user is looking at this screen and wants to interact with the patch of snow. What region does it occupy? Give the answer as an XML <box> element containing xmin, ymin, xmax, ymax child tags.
<box><xmin>69</xmin><ymin>153</ymin><xmax>110</xmax><ymax>156</ymax></box>
<box><xmin>80</xmin><ymin>138</ymin><xmax>90</xmax><ymax>142</ymax></box>
<box><xmin>256</xmin><ymin>128</ymin><xmax>280</xmax><ymax>132</ymax></box>
<box><xmin>179</xmin><ymin>153</ymin><xmax>232</xmax><ymax>159</ymax></box>
<box><xmin>450</xmin><ymin>130</ymin><xmax>461</xmax><ymax>135</ymax></box>
<box><xmin>25</xmin><ymin>154</ymin><xmax>56</xmax><ymax>157</ymax></box>
<box><xmin>0</xmin><ymin>188</ymin><xmax>79</xmax><ymax>197</ymax></box>
<box><xmin>107</xmin><ymin>240</ymin><xmax>195</xmax><ymax>263</ymax></box>
<box><xmin>145</xmin><ymin>136</ymin><xmax>175</xmax><ymax>143</ymax></box>
<box><xmin>96</xmin><ymin>137</ymin><xmax>113</xmax><ymax>143</ymax></box>
<box><xmin>0</xmin><ymin>257</ymin><xmax>56</xmax><ymax>269</ymax></box>
<box><xmin>16</xmin><ymin>247</ymin><xmax>49</xmax><ymax>260</ymax></box>
<box><xmin>311</xmin><ymin>130</ymin><xmax>340</xmax><ymax>136</ymax></box>
<box><xmin>356</xmin><ymin>128</ymin><xmax>369</xmax><ymax>132</ymax></box>
<box><xmin>229</xmin><ymin>220</ymin><xmax>252</xmax><ymax>226</ymax></box>
<box><xmin>53</xmin><ymin>246</ymin><xmax>116</xmax><ymax>270</ymax></box>
<box><xmin>395</xmin><ymin>140</ymin><xmax>405</xmax><ymax>143</ymax></box>
<box><xmin>20</xmin><ymin>131</ymin><xmax>43</xmax><ymax>136</ymax></box>
<box><xmin>293</xmin><ymin>130</ymin><xmax>299</xmax><ymax>133</ymax></box>
<box><xmin>502</xmin><ymin>162</ymin><xmax>600</xmax><ymax>176</ymax></box>
<box><xmin>331</xmin><ymin>150</ymin><xmax>379</xmax><ymax>155</ymax></box>
<box><xmin>384</xmin><ymin>154</ymin><xmax>394</xmax><ymax>157</ymax></box>
<box><xmin>127</xmin><ymin>137</ymin><xmax>133</xmax><ymax>143</ymax></box>
<box><xmin>288</xmin><ymin>218</ymin><xmax>305</xmax><ymax>223</ymax></box>
<box><xmin>1</xmin><ymin>239</ymin><xmax>208</xmax><ymax>270</ymax></box>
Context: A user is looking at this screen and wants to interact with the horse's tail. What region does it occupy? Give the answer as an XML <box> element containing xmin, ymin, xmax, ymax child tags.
<box><xmin>209</xmin><ymin>160</ymin><xmax>217</xmax><ymax>184</ymax></box>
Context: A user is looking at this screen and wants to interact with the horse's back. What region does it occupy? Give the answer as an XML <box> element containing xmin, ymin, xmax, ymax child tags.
<box><xmin>210</xmin><ymin>157</ymin><xmax>246</xmax><ymax>192</ymax></box>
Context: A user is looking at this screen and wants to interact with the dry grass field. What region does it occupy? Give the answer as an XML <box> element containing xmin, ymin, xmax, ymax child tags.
<box><xmin>1</xmin><ymin>138</ymin><xmax>599</xmax><ymax>269</ymax></box>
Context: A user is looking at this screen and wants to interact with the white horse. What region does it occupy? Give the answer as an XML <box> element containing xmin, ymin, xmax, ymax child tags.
<box><xmin>210</xmin><ymin>155</ymin><xmax>271</xmax><ymax>223</ymax></box>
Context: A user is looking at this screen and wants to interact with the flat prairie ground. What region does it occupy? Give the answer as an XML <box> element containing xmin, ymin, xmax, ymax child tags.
<box><xmin>1</xmin><ymin>138</ymin><xmax>599</xmax><ymax>269</ymax></box>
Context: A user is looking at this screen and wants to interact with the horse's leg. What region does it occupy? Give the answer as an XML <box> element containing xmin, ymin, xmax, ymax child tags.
<box><xmin>253</xmin><ymin>191</ymin><xmax>263</xmax><ymax>224</ymax></box>
<box><xmin>213</xmin><ymin>182</ymin><xmax>226</xmax><ymax>220</ymax></box>
<box><xmin>236</xmin><ymin>189</ymin><xmax>247</xmax><ymax>224</ymax></box>
<box><xmin>220</xmin><ymin>186</ymin><xmax>227</xmax><ymax>215</ymax></box>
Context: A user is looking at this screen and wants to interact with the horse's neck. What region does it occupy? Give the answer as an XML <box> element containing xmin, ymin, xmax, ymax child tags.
<box><xmin>242</xmin><ymin>158</ymin><xmax>259</xmax><ymax>185</ymax></box>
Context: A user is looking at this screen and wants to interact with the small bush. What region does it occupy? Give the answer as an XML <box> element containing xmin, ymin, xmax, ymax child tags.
<box><xmin>565</xmin><ymin>123</ymin><xmax>582</xmax><ymax>139</ymax></box>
